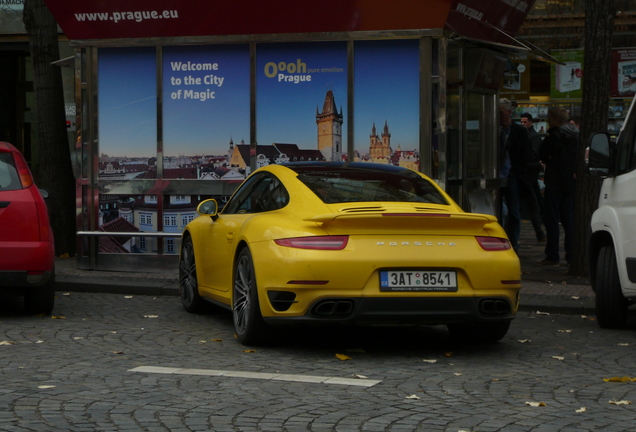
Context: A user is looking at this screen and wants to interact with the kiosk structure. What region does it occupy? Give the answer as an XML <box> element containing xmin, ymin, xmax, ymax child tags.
<box><xmin>43</xmin><ymin>0</ymin><xmax>538</xmax><ymax>271</ymax></box>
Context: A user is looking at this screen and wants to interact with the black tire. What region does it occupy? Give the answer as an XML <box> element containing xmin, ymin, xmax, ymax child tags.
<box><xmin>24</xmin><ymin>269</ymin><xmax>55</xmax><ymax>315</ymax></box>
<box><xmin>447</xmin><ymin>320</ymin><xmax>511</xmax><ymax>343</ymax></box>
<box><xmin>595</xmin><ymin>245</ymin><xmax>628</xmax><ymax>329</ymax></box>
<box><xmin>233</xmin><ymin>248</ymin><xmax>269</xmax><ymax>345</ymax></box>
<box><xmin>179</xmin><ymin>237</ymin><xmax>208</xmax><ymax>313</ymax></box>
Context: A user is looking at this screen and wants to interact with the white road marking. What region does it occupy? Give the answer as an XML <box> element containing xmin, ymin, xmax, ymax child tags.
<box><xmin>128</xmin><ymin>366</ymin><xmax>381</xmax><ymax>387</ymax></box>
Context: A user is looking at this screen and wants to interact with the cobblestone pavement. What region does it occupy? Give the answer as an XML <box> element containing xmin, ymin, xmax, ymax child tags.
<box><xmin>1</xmin><ymin>292</ymin><xmax>635</xmax><ymax>432</ymax></box>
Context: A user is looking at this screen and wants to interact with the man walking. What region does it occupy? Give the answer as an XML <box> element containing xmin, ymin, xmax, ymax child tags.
<box><xmin>499</xmin><ymin>99</ymin><xmax>533</xmax><ymax>253</ymax></box>
<box><xmin>519</xmin><ymin>113</ymin><xmax>546</xmax><ymax>242</ymax></box>
<box><xmin>537</xmin><ymin>107</ymin><xmax>578</xmax><ymax>266</ymax></box>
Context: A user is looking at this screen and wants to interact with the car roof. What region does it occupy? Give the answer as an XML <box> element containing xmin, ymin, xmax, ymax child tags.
<box><xmin>280</xmin><ymin>161</ymin><xmax>418</xmax><ymax>175</ymax></box>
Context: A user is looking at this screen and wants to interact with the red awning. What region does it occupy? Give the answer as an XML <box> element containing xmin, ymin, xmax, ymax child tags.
<box><xmin>43</xmin><ymin>0</ymin><xmax>535</xmax><ymax>45</ymax></box>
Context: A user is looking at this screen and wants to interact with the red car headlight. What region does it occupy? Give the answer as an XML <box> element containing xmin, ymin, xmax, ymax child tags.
<box><xmin>274</xmin><ymin>236</ymin><xmax>349</xmax><ymax>250</ymax></box>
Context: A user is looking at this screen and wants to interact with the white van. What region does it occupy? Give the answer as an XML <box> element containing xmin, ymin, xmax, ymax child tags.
<box><xmin>588</xmin><ymin>97</ymin><xmax>636</xmax><ymax>328</ymax></box>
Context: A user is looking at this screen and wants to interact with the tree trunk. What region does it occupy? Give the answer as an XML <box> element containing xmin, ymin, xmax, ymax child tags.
<box><xmin>569</xmin><ymin>0</ymin><xmax>616</xmax><ymax>277</ymax></box>
<box><xmin>22</xmin><ymin>0</ymin><xmax>76</xmax><ymax>257</ymax></box>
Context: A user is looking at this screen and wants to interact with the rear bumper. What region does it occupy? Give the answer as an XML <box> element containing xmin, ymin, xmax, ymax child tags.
<box><xmin>0</xmin><ymin>240</ymin><xmax>55</xmax><ymax>289</ymax></box>
<box><xmin>0</xmin><ymin>270</ymin><xmax>53</xmax><ymax>288</ymax></box>
<box><xmin>263</xmin><ymin>295</ymin><xmax>517</xmax><ymax>326</ymax></box>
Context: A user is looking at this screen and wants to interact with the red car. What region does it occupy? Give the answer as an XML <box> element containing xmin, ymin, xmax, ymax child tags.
<box><xmin>0</xmin><ymin>141</ymin><xmax>55</xmax><ymax>314</ymax></box>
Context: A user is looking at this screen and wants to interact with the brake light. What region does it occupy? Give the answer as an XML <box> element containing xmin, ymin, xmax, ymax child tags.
<box><xmin>11</xmin><ymin>151</ymin><xmax>34</xmax><ymax>188</ymax></box>
<box><xmin>476</xmin><ymin>236</ymin><xmax>511</xmax><ymax>251</ymax></box>
<box><xmin>275</xmin><ymin>236</ymin><xmax>349</xmax><ymax>250</ymax></box>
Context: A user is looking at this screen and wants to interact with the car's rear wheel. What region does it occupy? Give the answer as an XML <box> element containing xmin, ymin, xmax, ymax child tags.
<box><xmin>179</xmin><ymin>237</ymin><xmax>207</xmax><ymax>313</ymax></box>
<box><xmin>447</xmin><ymin>320</ymin><xmax>511</xmax><ymax>343</ymax></box>
<box><xmin>24</xmin><ymin>269</ymin><xmax>55</xmax><ymax>315</ymax></box>
<box><xmin>595</xmin><ymin>246</ymin><xmax>628</xmax><ymax>329</ymax></box>
<box><xmin>233</xmin><ymin>248</ymin><xmax>269</xmax><ymax>345</ymax></box>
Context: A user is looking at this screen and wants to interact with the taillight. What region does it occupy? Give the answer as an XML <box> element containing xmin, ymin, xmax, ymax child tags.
<box><xmin>11</xmin><ymin>151</ymin><xmax>34</xmax><ymax>188</ymax></box>
<box><xmin>476</xmin><ymin>236</ymin><xmax>511</xmax><ymax>251</ymax></box>
<box><xmin>275</xmin><ymin>236</ymin><xmax>349</xmax><ymax>250</ymax></box>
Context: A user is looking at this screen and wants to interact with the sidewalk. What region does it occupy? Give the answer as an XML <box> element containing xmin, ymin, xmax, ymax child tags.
<box><xmin>54</xmin><ymin>220</ymin><xmax>596</xmax><ymax>315</ymax></box>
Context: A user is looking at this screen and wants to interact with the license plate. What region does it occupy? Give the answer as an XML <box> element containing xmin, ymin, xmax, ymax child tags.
<box><xmin>380</xmin><ymin>270</ymin><xmax>457</xmax><ymax>292</ymax></box>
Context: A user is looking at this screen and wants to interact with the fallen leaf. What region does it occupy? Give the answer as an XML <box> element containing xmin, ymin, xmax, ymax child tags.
<box><xmin>552</xmin><ymin>356</ymin><xmax>565</xmax><ymax>361</ymax></box>
<box><xmin>558</xmin><ymin>330</ymin><xmax>572</xmax><ymax>333</ymax></box>
<box><xmin>536</xmin><ymin>311</ymin><xmax>550</xmax><ymax>315</ymax></box>
<box><xmin>444</xmin><ymin>352</ymin><xmax>453</xmax><ymax>357</ymax></box>
<box><xmin>353</xmin><ymin>374</ymin><xmax>368</xmax><ymax>379</ymax></box>
<box><xmin>125</xmin><ymin>296</ymin><xmax>133</xmax><ymax>299</ymax></box>
<box><xmin>405</xmin><ymin>394</ymin><xmax>420</xmax><ymax>399</ymax></box>
<box><xmin>38</xmin><ymin>385</ymin><xmax>56</xmax><ymax>389</ymax></box>
<box><xmin>571</xmin><ymin>296</ymin><xmax>580</xmax><ymax>300</ymax></box>
<box><xmin>609</xmin><ymin>399</ymin><xmax>632</xmax><ymax>405</ymax></box>
<box><xmin>581</xmin><ymin>315</ymin><xmax>587</xmax><ymax>319</ymax></box>
<box><xmin>422</xmin><ymin>359</ymin><xmax>437</xmax><ymax>363</ymax></box>
<box><xmin>561</xmin><ymin>281</ymin><xmax>568</xmax><ymax>285</ymax></box>
<box><xmin>243</xmin><ymin>349</ymin><xmax>256</xmax><ymax>353</ymax></box>
<box><xmin>36</xmin><ymin>340</ymin><xmax>43</xmax><ymax>344</ymax></box>
<box><xmin>199</xmin><ymin>340</ymin><xmax>206</xmax><ymax>343</ymax></box>
<box><xmin>211</xmin><ymin>339</ymin><xmax>222</xmax><ymax>342</ymax></box>
<box><xmin>63</xmin><ymin>293</ymin><xmax>71</xmax><ymax>296</ymax></box>
<box><xmin>0</xmin><ymin>341</ymin><xmax>14</xmax><ymax>346</ymax></box>
<box><xmin>112</xmin><ymin>351</ymin><xmax>124</xmax><ymax>355</ymax></box>
<box><xmin>518</xmin><ymin>339</ymin><xmax>531</xmax><ymax>343</ymax></box>
<box><xmin>143</xmin><ymin>315</ymin><xmax>158</xmax><ymax>318</ymax></box>
<box><xmin>73</xmin><ymin>337</ymin><xmax>83</xmax><ymax>340</ymax></box>
<box><xmin>525</xmin><ymin>401</ymin><xmax>546</xmax><ymax>407</ymax></box>
<box><xmin>603</xmin><ymin>376</ymin><xmax>636</xmax><ymax>382</ymax></box>
<box><xmin>454</xmin><ymin>373</ymin><xmax>462</xmax><ymax>376</ymax></box>
<box><xmin>618</xmin><ymin>343</ymin><xmax>629</xmax><ymax>346</ymax></box>
<box><xmin>51</xmin><ymin>316</ymin><xmax>66</xmax><ymax>319</ymax></box>
<box><xmin>336</xmin><ymin>353</ymin><xmax>351</xmax><ymax>361</ymax></box>
<box><xmin>575</xmin><ymin>407</ymin><xmax>586</xmax><ymax>413</ymax></box>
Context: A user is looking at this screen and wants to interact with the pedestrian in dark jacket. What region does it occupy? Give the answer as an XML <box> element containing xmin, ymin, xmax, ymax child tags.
<box><xmin>499</xmin><ymin>99</ymin><xmax>533</xmax><ymax>253</ymax></box>
<box><xmin>536</xmin><ymin>107</ymin><xmax>578</xmax><ymax>266</ymax></box>
<box><xmin>520</xmin><ymin>113</ymin><xmax>546</xmax><ymax>242</ymax></box>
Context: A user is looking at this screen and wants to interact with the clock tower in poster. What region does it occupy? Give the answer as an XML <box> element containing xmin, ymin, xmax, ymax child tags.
<box><xmin>316</xmin><ymin>90</ymin><xmax>343</xmax><ymax>161</ymax></box>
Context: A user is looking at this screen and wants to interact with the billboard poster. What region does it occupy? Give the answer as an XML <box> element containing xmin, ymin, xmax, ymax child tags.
<box><xmin>162</xmin><ymin>45</ymin><xmax>250</xmax><ymax>180</ymax></box>
<box><xmin>610</xmin><ymin>48</ymin><xmax>636</xmax><ymax>98</ymax></box>
<box><xmin>256</xmin><ymin>42</ymin><xmax>347</xmax><ymax>165</ymax></box>
<box><xmin>550</xmin><ymin>49</ymin><xmax>584</xmax><ymax>99</ymax></box>
<box><xmin>98</xmin><ymin>47</ymin><xmax>157</xmax><ymax>180</ymax></box>
<box><xmin>500</xmin><ymin>53</ymin><xmax>531</xmax><ymax>100</ymax></box>
<box><xmin>354</xmin><ymin>40</ymin><xmax>419</xmax><ymax>170</ymax></box>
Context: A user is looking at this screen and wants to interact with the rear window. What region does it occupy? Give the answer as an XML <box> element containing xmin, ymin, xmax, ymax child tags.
<box><xmin>0</xmin><ymin>153</ymin><xmax>21</xmax><ymax>191</ymax></box>
<box><xmin>293</xmin><ymin>166</ymin><xmax>448</xmax><ymax>205</ymax></box>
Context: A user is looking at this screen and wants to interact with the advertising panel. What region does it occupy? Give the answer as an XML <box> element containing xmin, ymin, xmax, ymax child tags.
<box><xmin>98</xmin><ymin>47</ymin><xmax>157</xmax><ymax>180</ymax></box>
<box><xmin>550</xmin><ymin>49</ymin><xmax>584</xmax><ymax>99</ymax></box>
<box><xmin>500</xmin><ymin>53</ymin><xmax>531</xmax><ymax>100</ymax></box>
<box><xmin>610</xmin><ymin>48</ymin><xmax>636</xmax><ymax>98</ymax></box>
<box><xmin>354</xmin><ymin>40</ymin><xmax>420</xmax><ymax>170</ymax></box>
<box><xmin>162</xmin><ymin>45</ymin><xmax>250</xmax><ymax>180</ymax></box>
<box><xmin>256</xmin><ymin>42</ymin><xmax>348</xmax><ymax>165</ymax></box>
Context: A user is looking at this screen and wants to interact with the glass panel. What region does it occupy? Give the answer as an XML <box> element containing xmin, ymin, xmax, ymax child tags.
<box><xmin>446</xmin><ymin>85</ymin><xmax>461</xmax><ymax>180</ymax></box>
<box><xmin>465</xmin><ymin>92</ymin><xmax>484</xmax><ymax>178</ymax></box>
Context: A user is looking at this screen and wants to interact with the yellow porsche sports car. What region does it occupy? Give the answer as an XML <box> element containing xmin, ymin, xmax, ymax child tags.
<box><xmin>179</xmin><ymin>162</ymin><xmax>520</xmax><ymax>345</ymax></box>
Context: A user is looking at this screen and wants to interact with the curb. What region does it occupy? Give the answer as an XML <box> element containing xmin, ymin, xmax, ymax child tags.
<box><xmin>56</xmin><ymin>275</ymin><xmax>180</xmax><ymax>297</ymax></box>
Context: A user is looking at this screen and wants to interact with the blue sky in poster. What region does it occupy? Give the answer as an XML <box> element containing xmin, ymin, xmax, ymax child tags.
<box><xmin>98</xmin><ymin>47</ymin><xmax>157</xmax><ymax>158</ymax></box>
<box><xmin>163</xmin><ymin>45</ymin><xmax>250</xmax><ymax>156</ymax></box>
<box><xmin>354</xmin><ymin>40</ymin><xmax>419</xmax><ymax>154</ymax></box>
<box><xmin>256</xmin><ymin>42</ymin><xmax>348</xmax><ymax>148</ymax></box>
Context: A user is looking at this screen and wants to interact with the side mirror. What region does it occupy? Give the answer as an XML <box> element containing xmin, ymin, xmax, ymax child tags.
<box><xmin>197</xmin><ymin>199</ymin><xmax>218</xmax><ymax>220</ymax></box>
<box><xmin>587</xmin><ymin>133</ymin><xmax>611</xmax><ymax>178</ymax></box>
<box><xmin>39</xmin><ymin>189</ymin><xmax>49</xmax><ymax>199</ymax></box>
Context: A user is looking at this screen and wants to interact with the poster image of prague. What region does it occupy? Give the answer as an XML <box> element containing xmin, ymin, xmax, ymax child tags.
<box><xmin>354</xmin><ymin>40</ymin><xmax>420</xmax><ymax>170</ymax></box>
<box><xmin>611</xmin><ymin>48</ymin><xmax>636</xmax><ymax>97</ymax></box>
<box><xmin>98</xmin><ymin>47</ymin><xmax>157</xmax><ymax>180</ymax></box>
<box><xmin>162</xmin><ymin>45</ymin><xmax>250</xmax><ymax>181</ymax></box>
<box><xmin>256</xmin><ymin>42</ymin><xmax>347</xmax><ymax>167</ymax></box>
